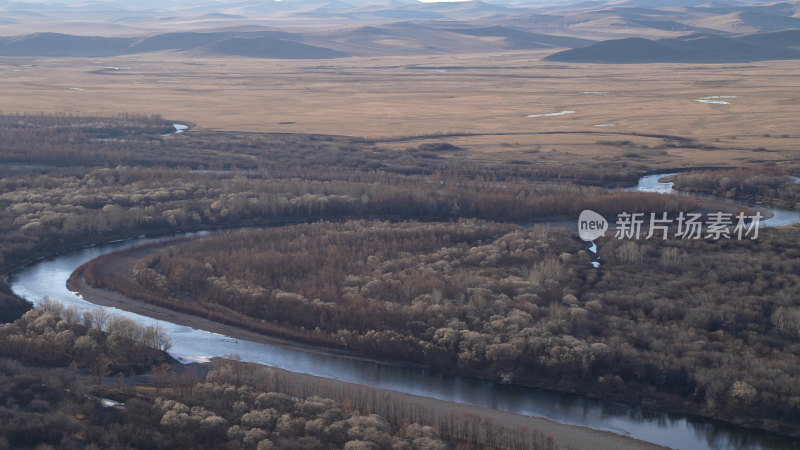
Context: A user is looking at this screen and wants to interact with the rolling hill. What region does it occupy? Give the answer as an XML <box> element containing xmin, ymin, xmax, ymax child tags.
<box><xmin>0</xmin><ymin>23</ymin><xmax>598</xmax><ymax>58</ymax></box>
<box><xmin>0</xmin><ymin>33</ymin><xmax>133</xmax><ymax>57</ymax></box>
<box><xmin>441</xmin><ymin>25</ymin><xmax>594</xmax><ymax>48</ymax></box>
<box><xmin>200</xmin><ymin>36</ymin><xmax>347</xmax><ymax>58</ymax></box>
<box><xmin>0</xmin><ymin>31</ymin><xmax>348</xmax><ymax>58</ymax></box>
<box><xmin>1</xmin><ymin>1</ymin><xmax>799</xmax><ymax>59</ymax></box>
<box><xmin>545</xmin><ymin>29</ymin><xmax>800</xmax><ymax>63</ymax></box>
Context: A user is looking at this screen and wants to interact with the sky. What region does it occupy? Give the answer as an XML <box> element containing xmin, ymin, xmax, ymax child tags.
<box><xmin>2</xmin><ymin>0</ymin><xmax>570</xmax><ymax>4</ymax></box>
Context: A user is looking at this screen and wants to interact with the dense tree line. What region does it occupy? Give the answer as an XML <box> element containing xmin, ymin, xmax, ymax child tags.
<box><xmin>0</xmin><ymin>113</ymin><xmax>641</xmax><ymax>183</ymax></box>
<box><xmin>0</xmin><ymin>284</ymin><xmax>31</xmax><ymax>323</ymax></box>
<box><xmin>94</xmin><ymin>220</ymin><xmax>800</xmax><ymax>437</ymax></box>
<box><xmin>0</xmin><ymin>113</ymin><xmax>174</xmax><ymax>165</ymax></box>
<box><xmin>673</xmin><ymin>167</ymin><xmax>800</xmax><ymax>209</ymax></box>
<box><xmin>0</xmin><ymin>299</ymin><xmax>171</xmax><ymax>370</ymax></box>
<box><xmin>0</xmin><ymin>113</ymin><xmax>690</xmax><ymax>298</ymax></box>
<box><xmin>0</xmin><ymin>302</ymin><xmax>560</xmax><ymax>449</ymax></box>
<box><xmin>0</xmin><ymin>139</ymin><xmax>692</xmax><ymax>334</ymax></box>
<box><xmin>0</xmin><ymin>164</ymin><xmax>693</xmax><ymax>280</ymax></box>
<box><xmin>590</xmin><ymin>231</ymin><xmax>800</xmax><ymax>432</ymax></box>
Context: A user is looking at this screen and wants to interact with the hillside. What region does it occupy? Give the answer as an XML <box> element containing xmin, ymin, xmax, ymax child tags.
<box><xmin>545</xmin><ymin>29</ymin><xmax>800</xmax><ymax>63</ymax></box>
<box><xmin>2</xmin><ymin>0</ymin><xmax>800</xmax><ymax>57</ymax></box>
<box><xmin>0</xmin><ymin>31</ymin><xmax>348</xmax><ymax>58</ymax></box>
<box><xmin>200</xmin><ymin>36</ymin><xmax>347</xmax><ymax>58</ymax></box>
<box><xmin>0</xmin><ymin>25</ymin><xmax>596</xmax><ymax>58</ymax></box>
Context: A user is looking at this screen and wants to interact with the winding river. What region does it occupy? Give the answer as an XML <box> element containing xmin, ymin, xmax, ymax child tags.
<box><xmin>9</xmin><ymin>175</ymin><xmax>800</xmax><ymax>450</ymax></box>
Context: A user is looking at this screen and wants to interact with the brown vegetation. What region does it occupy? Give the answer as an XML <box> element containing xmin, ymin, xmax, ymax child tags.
<box><xmin>2</xmin><ymin>8</ymin><xmax>800</xmax><ymax>443</ymax></box>
<box><xmin>0</xmin><ymin>113</ymin><xmax>688</xmax><ymax>342</ymax></box>
<box><xmin>590</xmin><ymin>230</ymin><xmax>800</xmax><ymax>432</ymax></box>
<box><xmin>0</xmin><ymin>299</ymin><xmax>171</xmax><ymax>369</ymax></box>
<box><xmin>2</xmin><ymin>52</ymin><xmax>799</xmax><ymax>174</ymax></box>
<box><xmin>0</xmin><ymin>112</ymin><xmax>795</xmax><ymax>442</ymax></box>
<box><xmin>0</xmin><ymin>113</ymin><xmax>645</xmax><ymax>183</ymax></box>
<box><xmin>0</xmin><ymin>113</ymin><xmax>174</xmax><ymax>166</ymax></box>
<box><xmin>0</xmin><ymin>302</ymin><xmax>564</xmax><ymax>449</ymax></box>
<box><xmin>674</xmin><ymin>167</ymin><xmax>800</xmax><ymax>209</ymax></box>
<box><xmin>0</xmin><ymin>114</ymin><xmax>696</xmax><ymax>281</ymax></box>
<box><xmin>89</xmin><ymin>220</ymin><xmax>800</xmax><ymax>437</ymax></box>
<box><xmin>0</xmin><ymin>161</ymin><xmax>688</xmax><ymax>274</ymax></box>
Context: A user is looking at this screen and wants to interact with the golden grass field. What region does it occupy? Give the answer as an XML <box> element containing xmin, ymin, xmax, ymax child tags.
<box><xmin>1</xmin><ymin>50</ymin><xmax>799</xmax><ymax>169</ymax></box>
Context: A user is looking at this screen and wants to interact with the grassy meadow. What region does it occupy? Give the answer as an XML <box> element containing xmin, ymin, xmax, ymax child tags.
<box><xmin>1</xmin><ymin>52</ymin><xmax>799</xmax><ymax>171</ymax></box>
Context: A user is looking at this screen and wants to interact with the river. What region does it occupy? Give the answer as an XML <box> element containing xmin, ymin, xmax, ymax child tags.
<box><xmin>634</xmin><ymin>173</ymin><xmax>800</xmax><ymax>227</ymax></box>
<box><xmin>9</xmin><ymin>174</ymin><xmax>800</xmax><ymax>450</ymax></box>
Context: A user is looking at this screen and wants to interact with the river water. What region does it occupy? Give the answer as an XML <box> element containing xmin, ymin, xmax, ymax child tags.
<box><xmin>162</xmin><ymin>123</ymin><xmax>189</xmax><ymax>136</ymax></box>
<box><xmin>635</xmin><ymin>173</ymin><xmax>800</xmax><ymax>227</ymax></box>
<box><xmin>9</xmin><ymin>175</ymin><xmax>800</xmax><ymax>449</ymax></box>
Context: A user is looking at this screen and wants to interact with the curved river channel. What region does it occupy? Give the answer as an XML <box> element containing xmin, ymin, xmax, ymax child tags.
<box><xmin>9</xmin><ymin>174</ymin><xmax>800</xmax><ymax>450</ymax></box>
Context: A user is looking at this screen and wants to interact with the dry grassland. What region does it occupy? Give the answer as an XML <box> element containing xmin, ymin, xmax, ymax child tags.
<box><xmin>1</xmin><ymin>50</ymin><xmax>798</xmax><ymax>169</ymax></box>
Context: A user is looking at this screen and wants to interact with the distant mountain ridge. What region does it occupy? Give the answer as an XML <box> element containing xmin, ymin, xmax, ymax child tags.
<box><xmin>441</xmin><ymin>25</ymin><xmax>594</xmax><ymax>48</ymax></box>
<box><xmin>0</xmin><ymin>33</ymin><xmax>133</xmax><ymax>57</ymax></box>
<box><xmin>545</xmin><ymin>29</ymin><xmax>800</xmax><ymax>63</ymax></box>
<box><xmin>0</xmin><ymin>25</ymin><xmax>594</xmax><ymax>58</ymax></box>
<box><xmin>0</xmin><ymin>31</ymin><xmax>348</xmax><ymax>58</ymax></box>
<box><xmin>2</xmin><ymin>0</ymin><xmax>799</xmax><ymax>60</ymax></box>
<box><xmin>0</xmin><ymin>0</ymin><xmax>800</xmax><ymax>55</ymax></box>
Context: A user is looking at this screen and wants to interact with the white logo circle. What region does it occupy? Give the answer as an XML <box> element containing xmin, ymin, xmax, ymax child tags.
<box><xmin>578</xmin><ymin>210</ymin><xmax>608</xmax><ymax>241</ymax></box>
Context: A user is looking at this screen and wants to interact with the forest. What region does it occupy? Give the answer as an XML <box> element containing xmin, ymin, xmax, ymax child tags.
<box><xmin>0</xmin><ymin>114</ymin><xmax>693</xmax><ymax>323</ymax></box>
<box><xmin>0</xmin><ymin>302</ymin><xmax>558</xmax><ymax>449</ymax></box>
<box><xmin>0</xmin><ymin>113</ymin><xmax>698</xmax><ymax>279</ymax></box>
<box><xmin>673</xmin><ymin>167</ymin><xmax>800</xmax><ymax>209</ymax></box>
<box><xmin>83</xmin><ymin>220</ymin><xmax>800</xmax><ymax>435</ymax></box>
<box><xmin>2</xmin><ymin>113</ymin><xmax>799</xmax><ymax>445</ymax></box>
<box><xmin>0</xmin><ymin>113</ymin><xmax>639</xmax><ymax>182</ymax></box>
